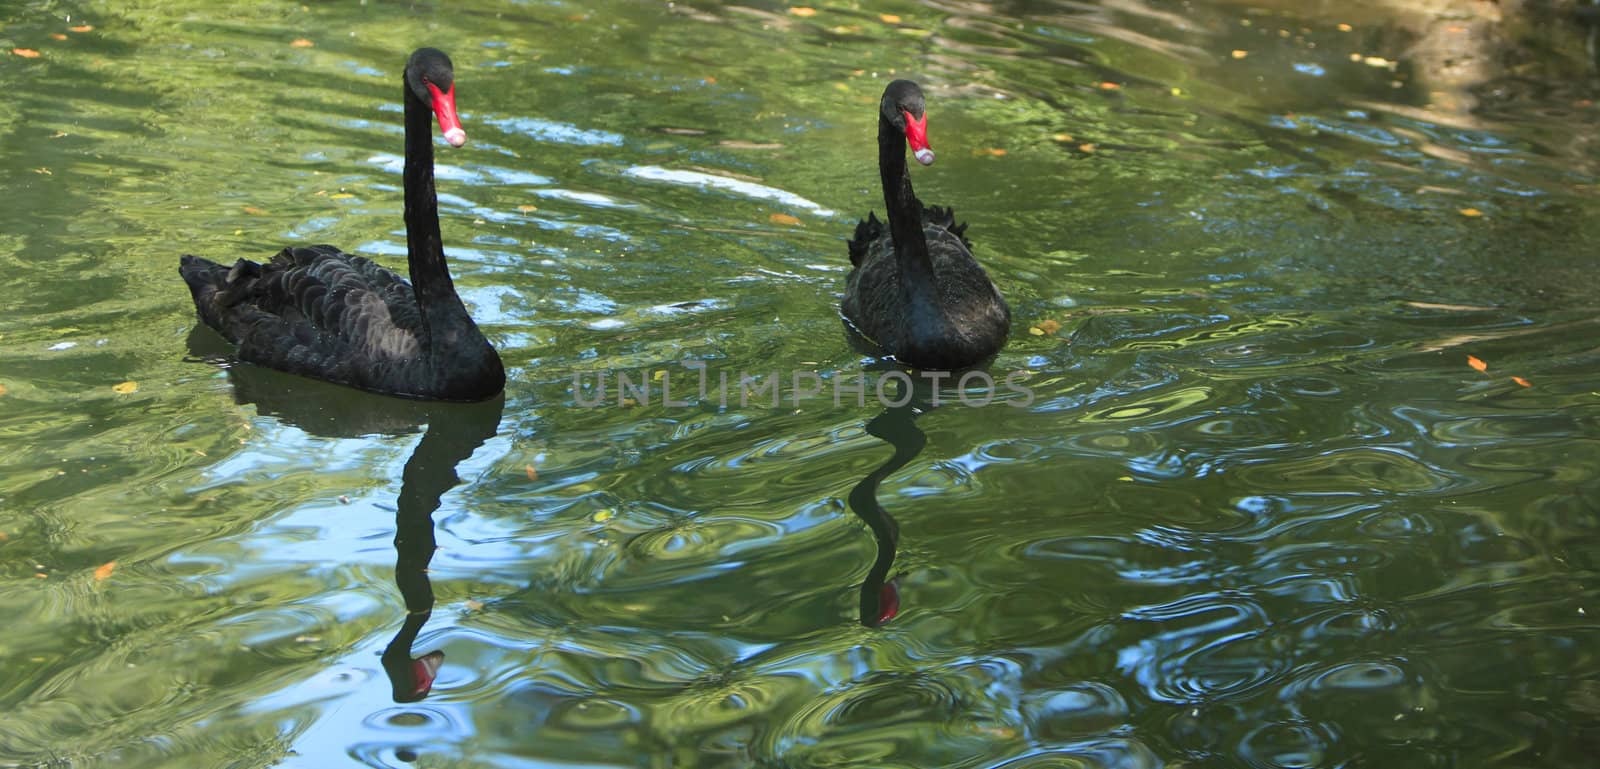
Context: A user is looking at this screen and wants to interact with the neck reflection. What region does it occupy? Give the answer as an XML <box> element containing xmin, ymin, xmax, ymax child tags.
<box><xmin>847</xmin><ymin>374</ymin><xmax>935</xmax><ymax>627</ymax></box>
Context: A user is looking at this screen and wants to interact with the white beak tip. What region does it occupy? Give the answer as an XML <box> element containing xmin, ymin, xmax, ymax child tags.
<box><xmin>443</xmin><ymin>128</ymin><xmax>467</xmax><ymax>147</ymax></box>
<box><xmin>913</xmin><ymin>149</ymin><xmax>935</xmax><ymax>166</ymax></box>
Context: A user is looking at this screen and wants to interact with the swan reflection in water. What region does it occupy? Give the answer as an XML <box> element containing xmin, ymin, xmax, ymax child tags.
<box><xmin>191</xmin><ymin>328</ymin><xmax>503</xmax><ymax>702</ymax></box>
<box><xmin>847</xmin><ymin>373</ymin><xmax>939</xmax><ymax>627</ymax></box>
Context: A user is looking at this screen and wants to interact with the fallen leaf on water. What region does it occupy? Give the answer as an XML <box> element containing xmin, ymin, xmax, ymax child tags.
<box><xmin>33</xmin><ymin>168</ymin><xmax>52</xmax><ymax>175</ymax></box>
<box><xmin>329</xmin><ymin>192</ymin><xmax>354</xmax><ymax>199</ymax></box>
<box><xmin>1230</xmin><ymin>50</ymin><xmax>1249</xmax><ymax>59</ymax></box>
<box><xmin>769</xmin><ymin>213</ymin><xmax>802</xmax><ymax>226</ymax></box>
<box><xmin>517</xmin><ymin>204</ymin><xmax>538</xmax><ymax>212</ymax></box>
<box><xmin>12</xmin><ymin>48</ymin><xmax>42</xmax><ymax>58</ymax></box>
<box><xmin>1028</xmin><ymin>327</ymin><xmax>1045</xmax><ymax>336</ymax></box>
<box><xmin>979</xmin><ymin>148</ymin><xmax>1007</xmax><ymax>157</ymax></box>
<box><xmin>0</xmin><ymin>531</ymin><xmax>8</xmax><ymax>541</ymax></box>
<box><xmin>593</xmin><ymin>509</ymin><xmax>614</xmax><ymax>523</ymax></box>
<box><xmin>93</xmin><ymin>561</ymin><xmax>116</xmax><ymax>582</ymax></box>
<box><xmin>1099</xmin><ymin>81</ymin><xmax>1121</xmax><ymax>90</ymax></box>
<box><xmin>289</xmin><ymin>38</ymin><xmax>314</xmax><ymax>48</ymax></box>
<box><xmin>35</xmin><ymin>572</ymin><xmax>48</xmax><ymax>579</ymax></box>
<box><xmin>112</xmin><ymin>381</ymin><xmax>138</xmax><ymax>394</ymax></box>
<box><xmin>1337</xmin><ymin>23</ymin><xmax>1353</xmax><ymax>32</ymax></box>
<box><xmin>242</xmin><ymin>206</ymin><xmax>267</xmax><ymax>215</ymax></box>
<box><xmin>465</xmin><ymin>599</ymin><xmax>485</xmax><ymax>611</ymax></box>
<box><xmin>1037</xmin><ymin>319</ymin><xmax>1062</xmax><ymax>334</ymax></box>
<box><xmin>69</xmin><ymin>25</ymin><xmax>94</xmax><ymax>33</ymax></box>
<box><xmin>1078</xmin><ymin>143</ymin><xmax>1097</xmax><ymax>153</ymax></box>
<box><xmin>1458</xmin><ymin>208</ymin><xmax>1483</xmax><ymax>217</ymax></box>
<box><xmin>525</xmin><ymin>464</ymin><xmax>539</xmax><ymax>481</ymax></box>
<box><xmin>1170</xmin><ymin>87</ymin><xmax>1183</xmax><ymax>96</ymax></box>
<box><xmin>0</xmin><ymin>383</ymin><xmax>7</xmax><ymax>397</ymax></box>
<box><xmin>1467</xmin><ymin>355</ymin><xmax>1487</xmax><ymax>373</ymax></box>
<box><xmin>789</xmin><ymin>7</ymin><xmax>817</xmax><ymax>17</ymax></box>
<box><xmin>50</xmin><ymin>33</ymin><xmax>67</xmax><ymax>41</ymax></box>
<box><xmin>1512</xmin><ymin>376</ymin><xmax>1531</xmax><ymax>388</ymax></box>
<box><xmin>1051</xmin><ymin>133</ymin><xmax>1075</xmax><ymax>142</ymax></box>
<box><xmin>704</xmin><ymin>76</ymin><xmax>717</xmax><ymax>84</ymax></box>
<box><xmin>880</xmin><ymin>13</ymin><xmax>902</xmax><ymax>23</ymax></box>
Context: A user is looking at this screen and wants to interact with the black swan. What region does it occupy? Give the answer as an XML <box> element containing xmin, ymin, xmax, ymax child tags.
<box><xmin>842</xmin><ymin>80</ymin><xmax>1010</xmax><ymax>371</ymax></box>
<box><xmin>179</xmin><ymin>47</ymin><xmax>504</xmax><ymax>402</ymax></box>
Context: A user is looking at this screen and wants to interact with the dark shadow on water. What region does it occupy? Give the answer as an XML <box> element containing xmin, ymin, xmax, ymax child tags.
<box><xmin>187</xmin><ymin>327</ymin><xmax>505</xmax><ymax>701</ymax></box>
<box><xmin>847</xmin><ymin>370</ymin><xmax>940</xmax><ymax>628</ymax></box>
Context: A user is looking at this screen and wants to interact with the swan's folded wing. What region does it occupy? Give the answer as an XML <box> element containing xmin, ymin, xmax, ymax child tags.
<box><xmin>848</xmin><ymin>212</ymin><xmax>886</xmax><ymax>267</ymax></box>
<box><xmin>921</xmin><ymin>204</ymin><xmax>972</xmax><ymax>250</ymax></box>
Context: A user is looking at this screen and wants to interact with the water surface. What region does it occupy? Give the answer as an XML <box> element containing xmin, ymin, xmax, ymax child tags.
<box><xmin>2</xmin><ymin>1</ymin><xmax>1599</xmax><ymax>767</ymax></box>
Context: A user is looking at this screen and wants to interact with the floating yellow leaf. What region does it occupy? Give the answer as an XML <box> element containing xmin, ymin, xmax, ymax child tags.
<box><xmin>789</xmin><ymin>7</ymin><xmax>817</xmax><ymax>17</ymax></box>
<box><xmin>769</xmin><ymin>213</ymin><xmax>802</xmax><ymax>226</ymax></box>
<box><xmin>517</xmin><ymin>204</ymin><xmax>538</xmax><ymax>212</ymax></box>
<box><xmin>49</xmin><ymin>33</ymin><xmax>67</xmax><ymax>41</ymax></box>
<box><xmin>1230</xmin><ymin>50</ymin><xmax>1248</xmax><ymax>59</ymax></box>
<box><xmin>1037</xmin><ymin>319</ymin><xmax>1062</xmax><ymax>334</ymax></box>
<box><xmin>69</xmin><ymin>24</ymin><xmax>94</xmax><ymax>33</ymax></box>
<box><xmin>12</xmin><ymin>48</ymin><xmax>41</xmax><ymax>58</ymax></box>
<box><xmin>0</xmin><ymin>531</ymin><xmax>8</xmax><ymax>541</ymax></box>
<box><xmin>465</xmin><ymin>599</ymin><xmax>485</xmax><ymax>611</ymax></box>
<box><xmin>289</xmin><ymin>38</ymin><xmax>314</xmax><ymax>48</ymax></box>
<box><xmin>593</xmin><ymin>509</ymin><xmax>614</xmax><ymax>523</ymax></box>
<box><xmin>1099</xmin><ymin>81</ymin><xmax>1121</xmax><ymax>90</ymax></box>
<box><xmin>525</xmin><ymin>464</ymin><xmax>539</xmax><ymax>481</ymax></box>
<box><xmin>0</xmin><ymin>383</ymin><xmax>7</xmax><ymax>397</ymax></box>
<box><xmin>1028</xmin><ymin>327</ymin><xmax>1045</xmax><ymax>336</ymax></box>
<box><xmin>879</xmin><ymin>13</ymin><xmax>901</xmax><ymax>23</ymax></box>
<box><xmin>979</xmin><ymin>148</ymin><xmax>1007</xmax><ymax>157</ymax></box>
<box><xmin>35</xmin><ymin>572</ymin><xmax>48</xmax><ymax>579</ymax></box>
<box><xmin>112</xmin><ymin>381</ymin><xmax>138</xmax><ymax>394</ymax></box>
<box><xmin>1170</xmin><ymin>87</ymin><xmax>1182</xmax><ymax>96</ymax></box>
<box><xmin>1459</xmin><ymin>208</ymin><xmax>1483</xmax><ymax>217</ymax></box>
<box><xmin>1512</xmin><ymin>376</ymin><xmax>1531</xmax><ymax>388</ymax></box>
<box><xmin>1337</xmin><ymin>23</ymin><xmax>1353</xmax><ymax>32</ymax></box>
<box><xmin>329</xmin><ymin>192</ymin><xmax>354</xmax><ymax>199</ymax></box>
<box><xmin>1467</xmin><ymin>355</ymin><xmax>1487</xmax><ymax>373</ymax></box>
<box><xmin>1051</xmin><ymin>133</ymin><xmax>1074</xmax><ymax>142</ymax></box>
<box><xmin>94</xmin><ymin>561</ymin><xmax>116</xmax><ymax>582</ymax></box>
<box><xmin>242</xmin><ymin>206</ymin><xmax>267</xmax><ymax>215</ymax></box>
<box><xmin>1078</xmin><ymin>143</ymin><xmax>1097</xmax><ymax>153</ymax></box>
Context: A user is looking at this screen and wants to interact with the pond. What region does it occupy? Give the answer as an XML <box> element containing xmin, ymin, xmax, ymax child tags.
<box><xmin>2</xmin><ymin>0</ymin><xmax>1599</xmax><ymax>766</ymax></box>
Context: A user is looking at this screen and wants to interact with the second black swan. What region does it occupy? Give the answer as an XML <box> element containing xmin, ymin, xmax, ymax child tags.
<box><xmin>841</xmin><ymin>80</ymin><xmax>1010</xmax><ymax>371</ymax></box>
<box><xmin>178</xmin><ymin>47</ymin><xmax>504</xmax><ymax>402</ymax></box>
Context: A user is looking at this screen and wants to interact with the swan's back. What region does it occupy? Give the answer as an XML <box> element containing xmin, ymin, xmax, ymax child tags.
<box><xmin>180</xmin><ymin>245</ymin><xmax>485</xmax><ymax>398</ymax></box>
<box><xmin>842</xmin><ymin>206</ymin><xmax>1010</xmax><ymax>369</ymax></box>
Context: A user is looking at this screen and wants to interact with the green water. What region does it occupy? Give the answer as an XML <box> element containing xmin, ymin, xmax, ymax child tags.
<box><xmin>3</xmin><ymin>0</ymin><xmax>1600</xmax><ymax>766</ymax></box>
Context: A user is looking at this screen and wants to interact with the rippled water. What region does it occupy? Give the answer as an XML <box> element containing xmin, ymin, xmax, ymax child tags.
<box><xmin>3</xmin><ymin>0</ymin><xmax>1600</xmax><ymax>767</ymax></box>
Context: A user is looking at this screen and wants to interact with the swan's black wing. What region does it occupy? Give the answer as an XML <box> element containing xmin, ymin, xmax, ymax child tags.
<box><xmin>921</xmin><ymin>204</ymin><xmax>973</xmax><ymax>251</ymax></box>
<box><xmin>180</xmin><ymin>245</ymin><xmax>426</xmax><ymax>389</ymax></box>
<box><xmin>846</xmin><ymin>204</ymin><xmax>974</xmax><ymax>268</ymax></box>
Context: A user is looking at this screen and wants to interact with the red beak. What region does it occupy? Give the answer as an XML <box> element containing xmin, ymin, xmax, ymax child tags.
<box><xmin>903</xmin><ymin>110</ymin><xmax>933</xmax><ymax>165</ymax></box>
<box><xmin>875</xmin><ymin>582</ymin><xmax>901</xmax><ymax>625</ymax></box>
<box><xmin>426</xmin><ymin>81</ymin><xmax>466</xmax><ymax>147</ymax></box>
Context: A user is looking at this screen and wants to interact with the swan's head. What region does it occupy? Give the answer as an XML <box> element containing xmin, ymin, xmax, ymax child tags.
<box><xmin>881</xmin><ymin>79</ymin><xmax>934</xmax><ymax>166</ymax></box>
<box><xmin>406</xmin><ymin>48</ymin><xmax>466</xmax><ymax>148</ymax></box>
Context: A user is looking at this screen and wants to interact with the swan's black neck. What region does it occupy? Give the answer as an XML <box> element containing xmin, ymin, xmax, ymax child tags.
<box><xmin>879</xmin><ymin>113</ymin><xmax>934</xmax><ymax>268</ymax></box>
<box><xmin>402</xmin><ymin>79</ymin><xmax>465</xmax><ymax>327</ymax></box>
